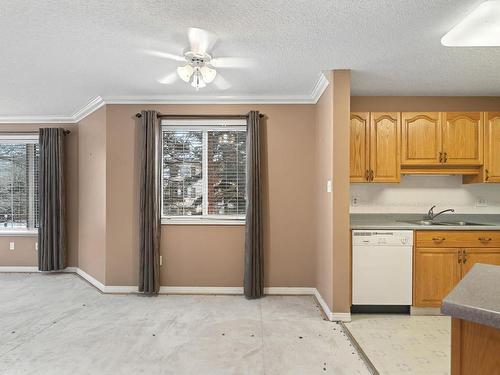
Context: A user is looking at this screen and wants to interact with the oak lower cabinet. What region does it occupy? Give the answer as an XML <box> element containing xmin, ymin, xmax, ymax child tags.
<box><xmin>414</xmin><ymin>248</ymin><xmax>462</xmax><ymax>307</ymax></box>
<box><xmin>350</xmin><ymin>112</ymin><xmax>400</xmax><ymax>183</ymax></box>
<box><xmin>414</xmin><ymin>231</ymin><xmax>500</xmax><ymax>307</ymax></box>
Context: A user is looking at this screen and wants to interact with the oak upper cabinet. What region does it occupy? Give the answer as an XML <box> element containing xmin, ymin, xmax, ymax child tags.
<box><xmin>414</xmin><ymin>247</ymin><xmax>461</xmax><ymax>307</ymax></box>
<box><xmin>484</xmin><ymin>112</ymin><xmax>500</xmax><ymax>182</ymax></box>
<box><xmin>401</xmin><ymin>112</ymin><xmax>442</xmax><ymax>165</ymax></box>
<box><xmin>370</xmin><ymin>112</ymin><xmax>401</xmax><ymax>183</ymax></box>
<box><xmin>442</xmin><ymin>112</ymin><xmax>483</xmax><ymax>165</ymax></box>
<box><xmin>350</xmin><ymin>112</ymin><xmax>400</xmax><ymax>183</ymax></box>
<box><xmin>350</xmin><ymin>112</ymin><xmax>369</xmax><ymax>182</ymax></box>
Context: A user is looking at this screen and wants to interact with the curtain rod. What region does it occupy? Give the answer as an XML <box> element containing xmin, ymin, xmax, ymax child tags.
<box><xmin>135</xmin><ymin>113</ymin><xmax>264</xmax><ymax>119</ymax></box>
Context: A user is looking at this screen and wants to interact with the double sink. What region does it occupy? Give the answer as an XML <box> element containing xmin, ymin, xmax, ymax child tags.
<box><xmin>398</xmin><ymin>219</ymin><xmax>487</xmax><ymax>226</ymax></box>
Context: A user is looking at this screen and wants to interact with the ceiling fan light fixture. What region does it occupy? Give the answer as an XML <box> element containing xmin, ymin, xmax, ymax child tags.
<box><xmin>200</xmin><ymin>65</ymin><xmax>217</xmax><ymax>83</ymax></box>
<box><xmin>177</xmin><ymin>64</ymin><xmax>194</xmax><ymax>82</ymax></box>
<box><xmin>190</xmin><ymin>70</ymin><xmax>206</xmax><ymax>90</ymax></box>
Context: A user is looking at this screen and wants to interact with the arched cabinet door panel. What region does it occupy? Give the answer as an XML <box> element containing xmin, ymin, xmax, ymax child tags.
<box><xmin>370</xmin><ymin>112</ymin><xmax>400</xmax><ymax>183</ymax></box>
<box><xmin>484</xmin><ymin>112</ymin><xmax>500</xmax><ymax>182</ymax></box>
<box><xmin>350</xmin><ymin>113</ymin><xmax>369</xmax><ymax>182</ymax></box>
<box><xmin>401</xmin><ymin>112</ymin><xmax>442</xmax><ymax>165</ymax></box>
<box><xmin>442</xmin><ymin>112</ymin><xmax>483</xmax><ymax>166</ymax></box>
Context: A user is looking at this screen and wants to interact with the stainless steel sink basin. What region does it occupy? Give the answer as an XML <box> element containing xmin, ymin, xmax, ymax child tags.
<box><xmin>398</xmin><ymin>220</ymin><xmax>487</xmax><ymax>226</ymax></box>
<box><xmin>398</xmin><ymin>220</ymin><xmax>443</xmax><ymax>225</ymax></box>
<box><xmin>437</xmin><ymin>221</ymin><xmax>487</xmax><ymax>226</ymax></box>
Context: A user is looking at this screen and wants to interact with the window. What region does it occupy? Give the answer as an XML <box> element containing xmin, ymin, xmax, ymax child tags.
<box><xmin>0</xmin><ymin>134</ymin><xmax>39</xmax><ymax>232</ymax></box>
<box><xmin>162</xmin><ymin>119</ymin><xmax>247</xmax><ymax>224</ymax></box>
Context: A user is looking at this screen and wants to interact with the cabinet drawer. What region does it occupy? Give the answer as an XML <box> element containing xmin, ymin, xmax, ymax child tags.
<box><xmin>416</xmin><ymin>231</ymin><xmax>500</xmax><ymax>248</ymax></box>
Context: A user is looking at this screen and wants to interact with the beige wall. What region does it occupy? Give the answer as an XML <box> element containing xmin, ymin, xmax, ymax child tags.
<box><xmin>0</xmin><ymin>123</ymin><xmax>79</xmax><ymax>267</ymax></box>
<box><xmin>315</xmin><ymin>72</ymin><xmax>334</xmax><ymax>310</ymax></box>
<box><xmin>104</xmin><ymin>104</ymin><xmax>317</xmax><ymax>287</ymax></box>
<box><xmin>331</xmin><ymin>71</ymin><xmax>351</xmax><ymax>314</ymax></box>
<box><xmin>351</xmin><ymin>96</ymin><xmax>500</xmax><ymax>112</ymax></box>
<box><xmin>78</xmin><ymin>108</ymin><xmax>106</xmax><ymax>283</ymax></box>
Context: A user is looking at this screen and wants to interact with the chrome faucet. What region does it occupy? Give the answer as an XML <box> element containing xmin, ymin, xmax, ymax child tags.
<box><xmin>425</xmin><ymin>205</ymin><xmax>455</xmax><ymax>221</ymax></box>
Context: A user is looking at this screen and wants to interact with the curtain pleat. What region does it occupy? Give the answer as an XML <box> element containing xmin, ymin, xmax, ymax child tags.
<box><xmin>38</xmin><ymin>128</ymin><xmax>66</xmax><ymax>271</ymax></box>
<box><xmin>244</xmin><ymin>111</ymin><xmax>263</xmax><ymax>299</ymax></box>
<box><xmin>138</xmin><ymin>110</ymin><xmax>161</xmax><ymax>294</ymax></box>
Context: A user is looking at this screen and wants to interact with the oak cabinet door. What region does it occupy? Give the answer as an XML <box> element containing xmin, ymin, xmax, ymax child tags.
<box><xmin>350</xmin><ymin>113</ymin><xmax>369</xmax><ymax>182</ymax></box>
<box><xmin>462</xmin><ymin>248</ymin><xmax>500</xmax><ymax>276</ymax></box>
<box><xmin>442</xmin><ymin>112</ymin><xmax>483</xmax><ymax>165</ymax></box>
<box><xmin>402</xmin><ymin>112</ymin><xmax>442</xmax><ymax>165</ymax></box>
<box><xmin>370</xmin><ymin>112</ymin><xmax>400</xmax><ymax>182</ymax></box>
<box><xmin>484</xmin><ymin>112</ymin><xmax>500</xmax><ymax>182</ymax></box>
<box><xmin>414</xmin><ymin>248</ymin><xmax>461</xmax><ymax>307</ymax></box>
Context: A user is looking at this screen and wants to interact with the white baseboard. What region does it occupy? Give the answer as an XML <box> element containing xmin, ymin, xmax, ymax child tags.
<box><xmin>0</xmin><ymin>266</ymin><xmax>348</xmax><ymax>320</ymax></box>
<box><xmin>314</xmin><ymin>288</ymin><xmax>334</xmax><ymax>321</ymax></box>
<box><xmin>264</xmin><ymin>287</ymin><xmax>316</xmax><ymax>295</ymax></box>
<box><xmin>312</xmin><ymin>289</ymin><xmax>351</xmax><ymax>322</ymax></box>
<box><xmin>74</xmin><ymin>268</ymin><xmax>106</xmax><ymax>293</ymax></box>
<box><xmin>159</xmin><ymin>286</ymin><xmax>244</xmax><ymax>295</ymax></box>
<box><xmin>0</xmin><ymin>266</ymin><xmax>39</xmax><ymax>273</ymax></box>
<box><xmin>331</xmin><ymin>312</ymin><xmax>352</xmax><ymax>322</ymax></box>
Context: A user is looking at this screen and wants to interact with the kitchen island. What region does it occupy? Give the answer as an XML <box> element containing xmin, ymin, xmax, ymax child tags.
<box><xmin>441</xmin><ymin>263</ymin><xmax>500</xmax><ymax>375</ymax></box>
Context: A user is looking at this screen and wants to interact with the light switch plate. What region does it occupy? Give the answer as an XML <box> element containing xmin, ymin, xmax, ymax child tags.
<box><xmin>476</xmin><ymin>199</ymin><xmax>488</xmax><ymax>207</ymax></box>
<box><xmin>160</xmin><ymin>255</ymin><xmax>163</xmax><ymax>266</ymax></box>
<box><xmin>326</xmin><ymin>180</ymin><xmax>332</xmax><ymax>193</ymax></box>
<box><xmin>9</xmin><ymin>242</ymin><xmax>15</xmax><ymax>251</ymax></box>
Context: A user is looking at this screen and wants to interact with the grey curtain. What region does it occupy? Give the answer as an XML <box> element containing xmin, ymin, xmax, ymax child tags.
<box><xmin>38</xmin><ymin>128</ymin><xmax>66</xmax><ymax>271</ymax></box>
<box><xmin>244</xmin><ymin>111</ymin><xmax>263</xmax><ymax>299</ymax></box>
<box><xmin>138</xmin><ymin>110</ymin><xmax>161</xmax><ymax>294</ymax></box>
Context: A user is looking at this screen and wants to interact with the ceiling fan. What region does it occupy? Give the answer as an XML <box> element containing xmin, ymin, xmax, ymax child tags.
<box><xmin>143</xmin><ymin>28</ymin><xmax>253</xmax><ymax>90</ymax></box>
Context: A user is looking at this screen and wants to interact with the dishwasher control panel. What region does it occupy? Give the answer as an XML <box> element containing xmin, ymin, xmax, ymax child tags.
<box><xmin>352</xmin><ymin>230</ymin><xmax>413</xmax><ymax>246</ymax></box>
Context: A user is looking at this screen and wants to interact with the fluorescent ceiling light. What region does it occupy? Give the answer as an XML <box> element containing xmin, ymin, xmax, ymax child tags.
<box><xmin>441</xmin><ymin>1</ymin><xmax>500</xmax><ymax>46</ymax></box>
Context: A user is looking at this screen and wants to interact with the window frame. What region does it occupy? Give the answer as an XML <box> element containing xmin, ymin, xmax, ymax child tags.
<box><xmin>161</xmin><ymin>119</ymin><xmax>247</xmax><ymax>225</ymax></box>
<box><xmin>0</xmin><ymin>133</ymin><xmax>39</xmax><ymax>235</ymax></box>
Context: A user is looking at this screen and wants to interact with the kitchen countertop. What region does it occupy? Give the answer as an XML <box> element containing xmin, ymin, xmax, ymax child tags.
<box><xmin>441</xmin><ymin>263</ymin><xmax>500</xmax><ymax>329</ymax></box>
<box><xmin>350</xmin><ymin>213</ymin><xmax>500</xmax><ymax>230</ymax></box>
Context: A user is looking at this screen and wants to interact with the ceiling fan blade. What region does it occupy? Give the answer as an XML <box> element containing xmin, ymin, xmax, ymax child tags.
<box><xmin>188</xmin><ymin>27</ymin><xmax>217</xmax><ymax>55</ymax></box>
<box><xmin>142</xmin><ymin>49</ymin><xmax>185</xmax><ymax>62</ymax></box>
<box><xmin>213</xmin><ymin>74</ymin><xmax>231</xmax><ymax>90</ymax></box>
<box><xmin>210</xmin><ymin>57</ymin><xmax>254</xmax><ymax>69</ymax></box>
<box><xmin>158</xmin><ymin>71</ymin><xmax>179</xmax><ymax>85</ymax></box>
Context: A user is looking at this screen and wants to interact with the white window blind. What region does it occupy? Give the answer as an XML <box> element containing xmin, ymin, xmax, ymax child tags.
<box><xmin>161</xmin><ymin>119</ymin><xmax>247</xmax><ymax>222</ymax></box>
<box><xmin>0</xmin><ymin>134</ymin><xmax>39</xmax><ymax>231</ymax></box>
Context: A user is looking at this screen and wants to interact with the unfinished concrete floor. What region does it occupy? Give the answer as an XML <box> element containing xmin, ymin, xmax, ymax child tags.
<box><xmin>0</xmin><ymin>273</ymin><xmax>370</xmax><ymax>375</ymax></box>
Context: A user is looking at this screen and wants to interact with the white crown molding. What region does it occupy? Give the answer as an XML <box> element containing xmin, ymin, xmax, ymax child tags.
<box><xmin>310</xmin><ymin>72</ymin><xmax>329</xmax><ymax>103</ymax></box>
<box><xmin>0</xmin><ymin>73</ymin><xmax>329</xmax><ymax>124</ymax></box>
<box><xmin>72</xmin><ymin>96</ymin><xmax>106</xmax><ymax>122</ymax></box>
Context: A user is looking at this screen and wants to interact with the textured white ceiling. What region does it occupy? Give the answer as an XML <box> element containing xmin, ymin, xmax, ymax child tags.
<box><xmin>1</xmin><ymin>0</ymin><xmax>499</xmax><ymax>117</ymax></box>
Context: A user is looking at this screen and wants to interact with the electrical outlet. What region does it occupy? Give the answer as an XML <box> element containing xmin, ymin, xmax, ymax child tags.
<box><xmin>160</xmin><ymin>256</ymin><xmax>163</xmax><ymax>266</ymax></box>
<box><xmin>351</xmin><ymin>196</ymin><xmax>360</xmax><ymax>206</ymax></box>
<box><xmin>35</xmin><ymin>242</ymin><xmax>38</xmax><ymax>251</ymax></box>
<box><xmin>9</xmin><ymin>242</ymin><xmax>15</xmax><ymax>251</ymax></box>
<box><xmin>476</xmin><ymin>199</ymin><xmax>488</xmax><ymax>207</ymax></box>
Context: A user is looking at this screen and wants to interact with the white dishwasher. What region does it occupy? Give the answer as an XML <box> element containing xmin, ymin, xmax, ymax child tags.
<box><xmin>352</xmin><ymin>230</ymin><xmax>413</xmax><ymax>306</ymax></box>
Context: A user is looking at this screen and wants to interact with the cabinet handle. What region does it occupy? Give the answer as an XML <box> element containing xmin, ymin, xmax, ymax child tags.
<box><xmin>458</xmin><ymin>250</ymin><xmax>462</xmax><ymax>264</ymax></box>
<box><xmin>478</xmin><ymin>237</ymin><xmax>492</xmax><ymax>242</ymax></box>
<box><xmin>432</xmin><ymin>237</ymin><xmax>445</xmax><ymax>242</ymax></box>
<box><xmin>443</xmin><ymin>152</ymin><xmax>448</xmax><ymax>163</ymax></box>
<box><xmin>463</xmin><ymin>250</ymin><xmax>468</xmax><ymax>264</ymax></box>
<box><xmin>439</xmin><ymin>152</ymin><xmax>443</xmax><ymax>163</ymax></box>
<box><xmin>369</xmin><ymin>170</ymin><xmax>374</xmax><ymax>181</ymax></box>
<box><xmin>365</xmin><ymin>170</ymin><xmax>369</xmax><ymax>181</ymax></box>
<box><xmin>485</xmin><ymin>169</ymin><xmax>489</xmax><ymax>182</ymax></box>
